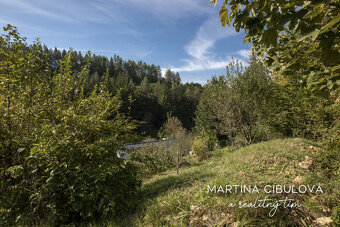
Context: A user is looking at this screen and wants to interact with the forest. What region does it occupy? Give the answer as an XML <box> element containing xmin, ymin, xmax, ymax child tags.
<box><xmin>0</xmin><ymin>0</ymin><xmax>339</xmax><ymax>226</ymax></box>
<box><xmin>15</xmin><ymin>43</ymin><xmax>203</xmax><ymax>137</ymax></box>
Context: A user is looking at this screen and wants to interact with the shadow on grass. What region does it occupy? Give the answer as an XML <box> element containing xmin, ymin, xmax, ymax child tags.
<box><xmin>107</xmin><ymin>167</ymin><xmax>213</xmax><ymax>226</ymax></box>
<box><xmin>141</xmin><ymin>170</ymin><xmax>213</xmax><ymax>199</ymax></box>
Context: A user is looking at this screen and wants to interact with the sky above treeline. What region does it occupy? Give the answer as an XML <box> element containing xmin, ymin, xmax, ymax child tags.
<box><xmin>0</xmin><ymin>0</ymin><xmax>250</xmax><ymax>84</ymax></box>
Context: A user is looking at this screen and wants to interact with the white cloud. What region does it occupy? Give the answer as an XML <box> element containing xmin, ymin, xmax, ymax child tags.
<box><xmin>237</xmin><ymin>49</ymin><xmax>251</xmax><ymax>59</ymax></box>
<box><xmin>0</xmin><ymin>0</ymin><xmax>217</xmax><ymax>37</ymax></box>
<box><xmin>103</xmin><ymin>0</ymin><xmax>211</xmax><ymax>21</ymax></box>
<box><xmin>0</xmin><ymin>0</ymin><xmax>76</xmax><ymax>23</ymax></box>
<box><xmin>0</xmin><ymin>0</ymin><xmax>122</xmax><ymax>24</ymax></box>
<box><xmin>0</xmin><ymin>0</ymin><xmax>147</xmax><ymax>40</ymax></box>
<box><xmin>164</xmin><ymin>16</ymin><xmax>239</xmax><ymax>73</ymax></box>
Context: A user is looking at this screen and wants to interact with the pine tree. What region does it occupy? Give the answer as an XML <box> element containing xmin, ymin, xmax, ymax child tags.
<box><xmin>141</xmin><ymin>76</ymin><xmax>149</xmax><ymax>93</ymax></box>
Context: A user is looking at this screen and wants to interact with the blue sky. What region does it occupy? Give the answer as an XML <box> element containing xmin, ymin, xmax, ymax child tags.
<box><xmin>0</xmin><ymin>0</ymin><xmax>250</xmax><ymax>84</ymax></box>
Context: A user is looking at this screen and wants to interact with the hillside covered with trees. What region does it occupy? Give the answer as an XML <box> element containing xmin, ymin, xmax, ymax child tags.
<box><xmin>5</xmin><ymin>37</ymin><xmax>203</xmax><ymax>137</ymax></box>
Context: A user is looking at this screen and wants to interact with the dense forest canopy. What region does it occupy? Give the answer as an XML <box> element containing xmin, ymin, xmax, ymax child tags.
<box><xmin>4</xmin><ymin>32</ymin><xmax>203</xmax><ymax>137</ymax></box>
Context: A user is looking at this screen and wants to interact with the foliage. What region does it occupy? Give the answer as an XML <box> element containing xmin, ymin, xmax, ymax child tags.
<box><xmin>195</xmin><ymin>57</ymin><xmax>274</xmax><ymax>146</ymax></box>
<box><xmin>159</xmin><ymin>113</ymin><xmax>187</xmax><ymax>140</ymax></box>
<box><xmin>19</xmin><ymin>43</ymin><xmax>202</xmax><ymax>136</ymax></box>
<box><xmin>0</xmin><ymin>25</ymin><xmax>140</xmax><ymax>225</ymax></box>
<box><xmin>158</xmin><ymin>114</ymin><xmax>190</xmax><ymax>174</ymax></box>
<box><xmin>209</xmin><ymin>1</ymin><xmax>339</xmax><ymax>149</ymax></box>
<box><xmin>192</xmin><ymin>137</ymin><xmax>209</xmax><ymax>161</ymax></box>
<box><xmin>130</xmin><ymin>144</ymin><xmax>175</xmax><ymax>176</ymax></box>
<box><xmin>211</xmin><ymin>0</ymin><xmax>340</xmax><ymax>91</ymax></box>
<box><xmin>194</xmin><ymin>82</ymin><xmax>221</xmax><ymax>136</ymax></box>
<box><xmin>140</xmin><ymin>76</ymin><xmax>150</xmax><ymax>93</ymax></box>
<box><xmin>269</xmin><ymin>70</ymin><xmax>339</xmax><ymax>141</ymax></box>
<box><xmin>130</xmin><ymin>133</ymin><xmax>193</xmax><ymax>177</ymax></box>
<box><xmin>205</xmin><ymin>133</ymin><xmax>218</xmax><ymax>152</ymax></box>
<box><xmin>316</xmin><ymin>90</ymin><xmax>340</xmax><ymax>178</ymax></box>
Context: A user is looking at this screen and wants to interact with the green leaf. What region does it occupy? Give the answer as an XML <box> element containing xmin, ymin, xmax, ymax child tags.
<box><xmin>243</xmin><ymin>36</ymin><xmax>250</xmax><ymax>44</ymax></box>
<box><xmin>320</xmin><ymin>16</ymin><xmax>340</xmax><ymax>34</ymax></box>
<box><xmin>283</xmin><ymin>2</ymin><xmax>294</xmax><ymax>9</ymax></box>
<box><xmin>261</xmin><ymin>29</ymin><xmax>278</xmax><ymax>46</ymax></box>
<box><xmin>15</xmin><ymin>215</ymin><xmax>22</xmax><ymax>223</ymax></box>
<box><xmin>271</xmin><ymin>60</ymin><xmax>282</xmax><ymax>70</ymax></box>
<box><xmin>18</xmin><ymin>148</ymin><xmax>25</xmax><ymax>153</ymax></box>
<box><xmin>303</xmin><ymin>7</ymin><xmax>323</xmax><ymax>19</ymax></box>
<box><xmin>219</xmin><ymin>5</ymin><xmax>230</xmax><ymax>27</ymax></box>
<box><xmin>298</xmin><ymin>28</ymin><xmax>320</xmax><ymax>42</ymax></box>
<box><xmin>6</xmin><ymin>165</ymin><xmax>24</xmax><ymax>178</ymax></box>
<box><xmin>279</xmin><ymin>14</ymin><xmax>291</xmax><ymax>27</ymax></box>
<box><xmin>332</xmin><ymin>65</ymin><xmax>340</xmax><ymax>72</ymax></box>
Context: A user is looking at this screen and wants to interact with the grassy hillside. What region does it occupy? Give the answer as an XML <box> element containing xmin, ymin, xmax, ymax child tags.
<box><xmin>100</xmin><ymin>138</ymin><xmax>339</xmax><ymax>226</ymax></box>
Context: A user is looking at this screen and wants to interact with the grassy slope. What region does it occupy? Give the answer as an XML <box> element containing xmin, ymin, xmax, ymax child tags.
<box><xmin>105</xmin><ymin>138</ymin><xmax>339</xmax><ymax>226</ymax></box>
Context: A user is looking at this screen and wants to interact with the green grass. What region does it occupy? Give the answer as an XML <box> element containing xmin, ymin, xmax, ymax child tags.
<box><xmin>93</xmin><ymin>138</ymin><xmax>339</xmax><ymax>226</ymax></box>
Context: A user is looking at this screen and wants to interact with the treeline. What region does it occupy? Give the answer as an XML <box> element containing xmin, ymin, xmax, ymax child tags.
<box><xmin>39</xmin><ymin>46</ymin><xmax>202</xmax><ymax>136</ymax></box>
<box><xmin>194</xmin><ymin>56</ymin><xmax>339</xmax><ymax>150</ymax></box>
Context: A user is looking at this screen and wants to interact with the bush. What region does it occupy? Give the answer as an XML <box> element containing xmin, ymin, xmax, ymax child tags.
<box><xmin>130</xmin><ymin>133</ymin><xmax>193</xmax><ymax>176</ymax></box>
<box><xmin>130</xmin><ymin>143</ymin><xmax>175</xmax><ymax>176</ymax></box>
<box><xmin>205</xmin><ymin>134</ymin><xmax>218</xmax><ymax>151</ymax></box>
<box><xmin>17</xmin><ymin>133</ymin><xmax>141</xmax><ymax>225</ymax></box>
<box><xmin>1</xmin><ymin>80</ymin><xmax>141</xmax><ymax>225</ymax></box>
<box><xmin>192</xmin><ymin>137</ymin><xmax>208</xmax><ymax>162</ymax></box>
<box><xmin>223</xmin><ymin>146</ymin><xmax>232</xmax><ymax>153</ymax></box>
<box><xmin>0</xmin><ymin>27</ymin><xmax>141</xmax><ymax>225</ymax></box>
<box><xmin>158</xmin><ymin>114</ymin><xmax>186</xmax><ymax>140</ymax></box>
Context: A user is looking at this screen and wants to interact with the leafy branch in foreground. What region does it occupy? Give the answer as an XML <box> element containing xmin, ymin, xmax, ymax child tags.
<box><xmin>210</xmin><ymin>0</ymin><xmax>340</xmax><ymax>91</ymax></box>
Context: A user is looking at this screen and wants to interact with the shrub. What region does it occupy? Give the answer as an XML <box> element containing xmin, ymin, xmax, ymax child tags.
<box><xmin>18</xmin><ymin>127</ymin><xmax>141</xmax><ymax>225</ymax></box>
<box><xmin>158</xmin><ymin>114</ymin><xmax>186</xmax><ymax>140</ymax></box>
<box><xmin>205</xmin><ymin>134</ymin><xmax>218</xmax><ymax>151</ymax></box>
<box><xmin>223</xmin><ymin>146</ymin><xmax>232</xmax><ymax>153</ymax></box>
<box><xmin>0</xmin><ymin>26</ymin><xmax>141</xmax><ymax>225</ymax></box>
<box><xmin>157</xmin><ymin>114</ymin><xmax>191</xmax><ymax>174</ymax></box>
<box><xmin>130</xmin><ymin>143</ymin><xmax>174</xmax><ymax>176</ymax></box>
<box><xmin>192</xmin><ymin>137</ymin><xmax>208</xmax><ymax>162</ymax></box>
<box><xmin>130</xmin><ymin>133</ymin><xmax>193</xmax><ymax>176</ymax></box>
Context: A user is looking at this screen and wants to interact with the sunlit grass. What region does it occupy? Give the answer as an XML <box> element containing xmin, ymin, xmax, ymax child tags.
<box><xmin>93</xmin><ymin>138</ymin><xmax>339</xmax><ymax>226</ymax></box>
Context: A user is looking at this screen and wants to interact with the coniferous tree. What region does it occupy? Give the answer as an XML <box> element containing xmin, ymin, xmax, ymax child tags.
<box><xmin>141</xmin><ymin>76</ymin><xmax>150</xmax><ymax>93</ymax></box>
